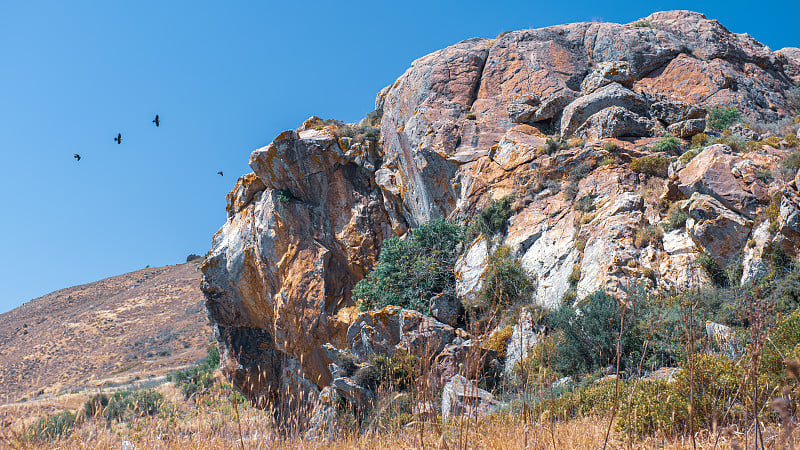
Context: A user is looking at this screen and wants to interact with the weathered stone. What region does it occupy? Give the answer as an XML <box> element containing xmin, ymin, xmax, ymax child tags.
<box><xmin>532</xmin><ymin>91</ymin><xmax>579</xmax><ymax>122</ymax></box>
<box><xmin>332</xmin><ymin>377</ymin><xmax>373</xmax><ymax>406</ymax></box>
<box><xmin>730</xmin><ymin>123</ymin><xmax>759</xmax><ymax>141</ymax></box>
<box><xmin>684</xmin><ymin>193</ymin><xmax>753</xmax><ymax>266</ymax></box>
<box><xmin>519</xmin><ymin>223</ymin><xmax>579</xmax><ymax>309</ymax></box>
<box><xmin>441</xmin><ymin>375</ymin><xmax>498</xmax><ymax>419</ymax></box>
<box><xmin>677</xmin><ymin>144</ymin><xmax>761</xmax><ymax>217</ymax></box>
<box><xmin>667</xmin><ymin>119</ymin><xmax>706</xmax><ymax>138</ymax></box>
<box><xmin>774</xmin><ymin>195</ymin><xmax>800</xmax><ymax>258</ymax></box>
<box><xmin>430</xmin><ymin>293</ymin><xmax>463</xmax><ymax>327</ymax></box>
<box><xmin>580</xmin><ymin>61</ymin><xmax>635</xmax><ymax>94</ymax></box>
<box><xmin>503</xmin><ymin>308</ymin><xmax>543</xmax><ymax>377</ymax></box>
<box><xmin>346</xmin><ymin>306</ymin><xmax>456</xmax><ymax>361</ymax></box>
<box><xmin>561</xmin><ymin>83</ymin><xmax>649</xmax><ymax>137</ymax></box>
<box><xmin>455</xmin><ymin>237</ymin><xmax>489</xmax><ymax>304</ymax></box>
<box><xmin>432</xmin><ymin>340</ymin><xmax>497</xmax><ymax>388</ymax></box>
<box><xmin>609</xmin><ymin>192</ymin><xmax>645</xmax><ymax>216</ymax></box>
<box><xmin>507</xmin><ymin>92</ymin><xmax>540</xmax><ymax>123</ymax></box>
<box><xmin>650</xmin><ymin>100</ymin><xmax>706</xmax><ymax>124</ymax></box>
<box><xmin>574</xmin><ymin>106</ymin><xmax>655</xmax><ymax>139</ymax></box>
<box><xmin>644</xmin><ymin>367</ymin><xmax>680</xmax><ymax>383</ymax></box>
<box><xmin>741</xmin><ymin>221</ymin><xmax>771</xmax><ymax>285</ymax></box>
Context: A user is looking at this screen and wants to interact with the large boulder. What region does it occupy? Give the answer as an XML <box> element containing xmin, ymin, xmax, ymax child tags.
<box><xmin>346</xmin><ymin>306</ymin><xmax>457</xmax><ymax>361</ymax></box>
<box><xmin>684</xmin><ymin>193</ymin><xmax>753</xmax><ymax>266</ymax></box>
<box><xmin>667</xmin><ymin>119</ymin><xmax>706</xmax><ymax>138</ymax></box>
<box><xmin>741</xmin><ymin>221</ymin><xmax>771</xmax><ymax>285</ymax></box>
<box><xmin>432</xmin><ymin>340</ymin><xmax>497</xmax><ymax>388</ymax></box>
<box><xmin>574</xmin><ymin>105</ymin><xmax>655</xmax><ymax>139</ymax></box>
<box><xmin>650</xmin><ymin>100</ymin><xmax>706</xmax><ymax>125</ymax></box>
<box><xmin>580</xmin><ymin>61</ymin><xmax>635</xmax><ymax>94</ymax></box>
<box><xmin>774</xmin><ymin>194</ymin><xmax>800</xmax><ymax>258</ymax></box>
<box><xmin>441</xmin><ymin>375</ymin><xmax>498</xmax><ymax>419</ymax></box>
<box><xmin>560</xmin><ymin>83</ymin><xmax>649</xmax><ymax>137</ymax></box>
<box><xmin>677</xmin><ymin>144</ymin><xmax>762</xmax><ymax>217</ymax></box>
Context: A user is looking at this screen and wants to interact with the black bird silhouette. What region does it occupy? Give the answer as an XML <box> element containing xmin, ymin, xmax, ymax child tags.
<box><xmin>114</xmin><ymin>133</ymin><xmax>122</xmax><ymax>144</ymax></box>
<box><xmin>217</xmin><ymin>171</ymin><xmax>223</xmax><ymax>176</ymax></box>
<box><xmin>153</xmin><ymin>114</ymin><xmax>160</xmax><ymax>127</ymax></box>
<box><xmin>73</xmin><ymin>154</ymin><xmax>81</xmax><ymax>161</ymax></box>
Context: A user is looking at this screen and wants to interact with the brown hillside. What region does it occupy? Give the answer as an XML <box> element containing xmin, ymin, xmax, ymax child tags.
<box><xmin>0</xmin><ymin>261</ymin><xmax>212</xmax><ymax>429</ymax></box>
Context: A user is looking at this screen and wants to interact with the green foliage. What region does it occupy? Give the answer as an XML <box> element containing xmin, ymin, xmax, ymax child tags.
<box><xmin>652</xmin><ymin>135</ymin><xmax>681</xmax><ymax>154</ymax></box>
<box><xmin>563</xmin><ymin>182</ymin><xmax>579</xmax><ymax>202</ymax></box>
<box><xmin>698</xmin><ymin>252</ymin><xmax>727</xmax><ymax>286</ymax></box>
<box><xmin>631</xmin><ymin>155</ymin><xmax>669</xmax><ymax>177</ymax></box>
<box><xmin>755</xmin><ymin>167</ymin><xmax>773</xmax><ymax>183</ymax></box>
<box><xmin>472</xmin><ymin>197</ymin><xmax>513</xmax><ymax>237</ymax></box>
<box><xmin>708</xmin><ymin>106</ymin><xmax>741</xmax><ymax>131</ymax></box>
<box><xmin>353</xmin><ymin>365</ymin><xmax>382</xmax><ymax>391</ymax></box>
<box><xmin>762</xmin><ymin>308</ymin><xmax>800</xmax><ymax>377</ymax></box>
<box><xmin>276</xmin><ymin>189</ymin><xmax>293</xmax><ymax>203</ymax></box>
<box><xmin>168</xmin><ymin>344</ymin><xmax>220</xmax><ymax>398</ymax></box>
<box><xmin>466</xmin><ymin>112</ymin><xmax>477</xmax><ymax>120</ymax></box>
<box><xmin>25</xmin><ymin>410</ymin><xmax>78</xmax><ymax>442</ymax></box>
<box><xmin>548</xmin><ymin>291</ymin><xmax>629</xmax><ymax>375</ymax></box>
<box><xmin>603</xmin><ymin>141</ymin><xmax>620</xmax><ymax>152</ymax></box>
<box><xmin>662</xmin><ymin>203</ymin><xmax>688</xmax><ymax>231</ymax></box>
<box><xmin>371</xmin><ymin>350</ymin><xmax>419</xmax><ymax>391</ymax></box>
<box><xmin>84</xmin><ymin>389</ymin><xmax>167</xmax><ymax>422</ymax></box>
<box><xmin>714</xmin><ymin>134</ymin><xmax>747</xmax><ymax>152</ymax></box>
<box><xmin>678</xmin><ymin>149</ymin><xmax>698</xmax><ymax>165</ymax></box>
<box><xmin>352</xmin><ymin>219</ymin><xmax>463</xmax><ymax>313</ymax></box>
<box><xmin>770</xmin><ymin>264</ymin><xmax>800</xmax><ymax>315</ymax></box>
<box><xmin>478</xmin><ymin>246</ymin><xmax>535</xmax><ymax>307</ymax></box>
<box><xmin>541</xmin><ymin>137</ymin><xmax>567</xmax><ymax>155</ymax></box>
<box><xmin>598</xmin><ymin>157</ymin><xmax>615</xmax><ymax>167</ymax></box>
<box><xmin>631</xmin><ymin>19</ymin><xmax>654</xmax><ymax>28</ymax></box>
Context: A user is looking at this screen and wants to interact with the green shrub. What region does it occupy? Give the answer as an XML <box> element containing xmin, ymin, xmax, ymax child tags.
<box><xmin>84</xmin><ymin>390</ymin><xmax>166</xmax><ymax>422</ymax></box>
<box><xmin>708</xmin><ymin>106</ymin><xmax>741</xmax><ymax>131</ymax></box>
<box><xmin>715</xmin><ymin>134</ymin><xmax>747</xmax><ymax>152</ymax></box>
<box><xmin>567</xmin><ymin>264</ymin><xmax>581</xmax><ymax>287</ymax></box>
<box><xmin>541</xmin><ymin>138</ymin><xmax>567</xmax><ymax>155</ymax></box>
<box><xmin>662</xmin><ymin>203</ymin><xmax>688</xmax><ymax>231</ymax></box>
<box><xmin>787</xmin><ymin>133</ymin><xmax>800</xmax><ymax>148</ymax></box>
<box><xmin>678</xmin><ymin>149</ymin><xmax>698</xmax><ymax>165</ymax></box>
<box><xmin>631</xmin><ymin>156</ymin><xmax>669</xmax><ymax>177</ymax></box>
<box><xmin>276</xmin><ymin>189</ymin><xmax>293</xmax><ymax>203</ymax></box>
<box><xmin>603</xmin><ymin>141</ymin><xmax>620</xmax><ymax>152</ymax></box>
<box><xmin>548</xmin><ymin>291</ymin><xmax>629</xmax><ymax>375</ymax></box>
<box><xmin>473</xmin><ymin>196</ymin><xmax>513</xmax><ymax>237</ymax></box>
<box><xmin>478</xmin><ymin>246</ymin><xmax>535</xmax><ymax>307</ymax></box>
<box><xmin>353</xmin><ymin>219</ymin><xmax>463</xmax><ymax>313</ymax></box>
<box><xmin>371</xmin><ymin>350</ymin><xmax>419</xmax><ymax>391</ymax></box>
<box><xmin>25</xmin><ymin>410</ymin><xmax>78</xmax><ymax>442</ymax></box>
<box><xmin>563</xmin><ymin>182</ymin><xmax>579</xmax><ymax>202</ymax></box>
<box><xmin>631</xmin><ymin>19</ymin><xmax>654</xmax><ymax>28</ymax></box>
<box><xmin>698</xmin><ymin>253</ymin><xmax>727</xmax><ymax>286</ymax></box>
<box><xmin>598</xmin><ymin>157</ymin><xmax>615</xmax><ymax>167</ymax></box>
<box><xmin>755</xmin><ymin>168</ymin><xmax>773</xmax><ymax>183</ymax></box>
<box><xmin>691</xmin><ymin>133</ymin><xmax>709</xmax><ymax>148</ymax></box>
<box><xmin>652</xmin><ymin>135</ymin><xmax>681</xmax><ymax>154</ymax></box>
<box><xmin>168</xmin><ymin>344</ymin><xmax>220</xmax><ymax>398</ymax></box>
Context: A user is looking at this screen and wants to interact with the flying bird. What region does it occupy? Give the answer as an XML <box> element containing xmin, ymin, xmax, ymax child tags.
<box><xmin>114</xmin><ymin>133</ymin><xmax>122</xmax><ymax>144</ymax></box>
<box><xmin>73</xmin><ymin>154</ymin><xmax>81</xmax><ymax>161</ymax></box>
<box><xmin>153</xmin><ymin>114</ymin><xmax>159</xmax><ymax>127</ymax></box>
<box><xmin>217</xmin><ymin>171</ymin><xmax>224</xmax><ymax>176</ymax></box>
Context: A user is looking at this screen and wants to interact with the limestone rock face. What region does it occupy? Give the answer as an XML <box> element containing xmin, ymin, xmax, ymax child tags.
<box><xmin>741</xmin><ymin>221</ymin><xmax>771</xmax><ymax>285</ymax></box>
<box><xmin>503</xmin><ymin>308</ymin><xmax>542</xmax><ymax>377</ymax></box>
<box><xmin>202</xmin><ymin>121</ymin><xmax>390</xmax><ymax>407</ymax></box>
<box><xmin>684</xmin><ymin>193</ymin><xmax>753</xmax><ymax>266</ymax></box>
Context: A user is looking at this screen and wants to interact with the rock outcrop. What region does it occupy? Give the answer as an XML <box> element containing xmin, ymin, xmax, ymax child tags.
<box><xmin>201</xmin><ymin>11</ymin><xmax>800</xmax><ymax>419</ymax></box>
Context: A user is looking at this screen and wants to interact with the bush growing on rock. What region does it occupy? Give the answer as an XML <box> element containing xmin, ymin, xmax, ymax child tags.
<box><xmin>631</xmin><ymin>155</ymin><xmax>669</xmax><ymax>177</ymax></box>
<box><xmin>478</xmin><ymin>246</ymin><xmax>536</xmax><ymax>307</ymax></box>
<box><xmin>634</xmin><ymin>225</ymin><xmax>663</xmax><ymax>248</ymax></box>
<box><xmin>662</xmin><ymin>203</ymin><xmax>688</xmax><ymax>231</ymax></box>
<box><xmin>352</xmin><ymin>219</ymin><xmax>463</xmax><ymax>313</ymax></box>
<box><xmin>708</xmin><ymin>106</ymin><xmax>741</xmax><ymax>131</ymax></box>
<box><xmin>691</xmin><ymin>133</ymin><xmax>709</xmax><ymax>148</ymax></box>
<box><xmin>548</xmin><ymin>291</ymin><xmax>630</xmax><ymax>375</ymax></box>
<box><xmin>472</xmin><ymin>196</ymin><xmax>513</xmax><ymax>237</ymax></box>
<box><xmin>652</xmin><ymin>134</ymin><xmax>681</xmax><ymax>154</ymax></box>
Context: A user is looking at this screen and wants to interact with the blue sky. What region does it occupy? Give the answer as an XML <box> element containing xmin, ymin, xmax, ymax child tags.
<box><xmin>1</xmin><ymin>1</ymin><xmax>798</xmax><ymax>313</ymax></box>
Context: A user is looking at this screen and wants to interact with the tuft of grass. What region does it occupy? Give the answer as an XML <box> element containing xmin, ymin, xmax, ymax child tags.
<box><xmin>691</xmin><ymin>132</ymin><xmax>709</xmax><ymax>148</ymax></box>
<box><xmin>662</xmin><ymin>203</ymin><xmax>688</xmax><ymax>231</ymax></box>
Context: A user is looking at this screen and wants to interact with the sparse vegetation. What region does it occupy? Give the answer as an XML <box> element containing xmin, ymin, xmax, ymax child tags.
<box><xmin>478</xmin><ymin>246</ymin><xmax>535</xmax><ymax>308</ymax></box>
<box><xmin>631</xmin><ymin>155</ymin><xmax>669</xmax><ymax>177</ymax></box>
<box><xmin>708</xmin><ymin>106</ymin><xmax>741</xmax><ymax>131</ymax></box>
<box><xmin>276</xmin><ymin>189</ymin><xmax>293</xmax><ymax>203</ymax></box>
<box><xmin>631</xmin><ymin>19</ymin><xmax>654</xmax><ymax>28</ymax></box>
<box><xmin>691</xmin><ymin>132</ymin><xmax>709</xmax><ymax>148</ymax></box>
<box><xmin>168</xmin><ymin>344</ymin><xmax>221</xmax><ymax>398</ymax></box>
<box><xmin>661</xmin><ymin>203</ymin><xmax>688</xmax><ymax>231</ymax></box>
<box><xmin>652</xmin><ymin>134</ymin><xmax>681</xmax><ymax>154</ymax></box>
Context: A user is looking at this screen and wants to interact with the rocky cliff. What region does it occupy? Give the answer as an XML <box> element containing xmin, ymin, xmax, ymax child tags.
<box><xmin>201</xmin><ymin>11</ymin><xmax>800</xmax><ymax>416</ymax></box>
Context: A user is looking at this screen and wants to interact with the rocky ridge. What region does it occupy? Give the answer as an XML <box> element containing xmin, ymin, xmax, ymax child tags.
<box><xmin>201</xmin><ymin>10</ymin><xmax>800</xmax><ymax>425</ymax></box>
